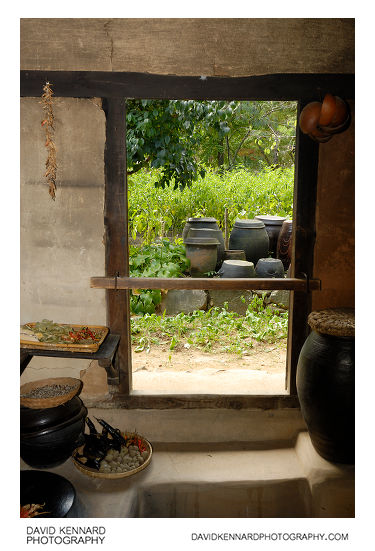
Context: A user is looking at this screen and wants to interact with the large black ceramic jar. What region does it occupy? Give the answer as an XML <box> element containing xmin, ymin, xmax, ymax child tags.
<box><xmin>254</xmin><ymin>215</ymin><xmax>287</xmax><ymax>257</ymax></box>
<box><xmin>296</xmin><ymin>308</ymin><xmax>355</xmax><ymax>464</ymax></box>
<box><xmin>20</xmin><ymin>396</ymin><xmax>87</xmax><ymax>468</ymax></box>
<box><xmin>229</xmin><ymin>219</ymin><xmax>269</xmax><ymax>265</ymax></box>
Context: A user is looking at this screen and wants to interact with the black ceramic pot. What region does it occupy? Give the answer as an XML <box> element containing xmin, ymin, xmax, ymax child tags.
<box><xmin>255</xmin><ymin>258</ymin><xmax>285</xmax><ymax>278</ymax></box>
<box><xmin>219</xmin><ymin>259</ymin><xmax>256</xmax><ymax>278</ymax></box>
<box><xmin>296</xmin><ymin>309</ymin><xmax>355</xmax><ymax>464</ymax></box>
<box><xmin>255</xmin><ymin>215</ymin><xmax>287</xmax><ymax>257</ymax></box>
<box><xmin>20</xmin><ymin>397</ymin><xmax>87</xmax><ymax>468</ymax></box>
<box><xmin>229</xmin><ymin>219</ymin><xmax>269</xmax><ymax>265</ymax></box>
<box><xmin>182</xmin><ymin>217</ymin><xmax>223</xmax><ymax>243</ymax></box>
<box><xmin>21</xmin><ymin>470</ymin><xmax>77</xmax><ymax>517</ymax></box>
<box><xmin>184</xmin><ymin>237</ymin><xmax>219</xmax><ymax>277</ymax></box>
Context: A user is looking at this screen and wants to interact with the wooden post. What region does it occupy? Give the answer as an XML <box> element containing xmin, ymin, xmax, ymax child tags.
<box><xmin>103</xmin><ymin>97</ymin><xmax>132</xmax><ymax>394</ymax></box>
<box><xmin>286</xmin><ymin>99</ymin><xmax>319</xmax><ymax>394</ymax></box>
<box><xmin>224</xmin><ymin>207</ymin><xmax>229</xmax><ymax>250</ymax></box>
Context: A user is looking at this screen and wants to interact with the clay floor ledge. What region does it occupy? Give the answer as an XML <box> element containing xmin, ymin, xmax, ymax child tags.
<box><xmin>82</xmin><ymin>393</ymin><xmax>301</xmax><ymax>410</ymax></box>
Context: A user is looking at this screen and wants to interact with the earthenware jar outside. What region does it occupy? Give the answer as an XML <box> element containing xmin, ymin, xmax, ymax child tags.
<box><xmin>223</xmin><ymin>249</ymin><xmax>246</xmax><ymax>261</ymax></box>
<box><xmin>296</xmin><ymin>308</ymin><xmax>355</xmax><ymax>464</ymax></box>
<box><xmin>255</xmin><ymin>258</ymin><xmax>285</xmax><ymax>278</ymax></box>
<box><xmin>219</xmin><ymin>259</ymin><xmax>256</xmax><ymax>278</ymax></box>
<box><xmin>229</xmin><ymin>219</ymin><xmax>269</xmax><ymax>265</ymax></box>
<box><xmin>276</xmin><ymin>219</ymin><xmax>293</xmax><ymax>270</ymax></box>
<box><xmin>182</xmin><ymin>217</ymin><xmax>223</xmax><ymax>243</ymax></box>
<box><xmin>184</xmin><ymin>236</ymin><xmax>219</xmax><ymax>277</ymax></box>
<box><xmin>188</xmin><ymin>227</ymin><xmax>225</xmax><ymax>269</ymax></box>
<box><xmin>255</xmin><ymin>215</ymin><xmax>287</xmax><ymax>257</ymax></box>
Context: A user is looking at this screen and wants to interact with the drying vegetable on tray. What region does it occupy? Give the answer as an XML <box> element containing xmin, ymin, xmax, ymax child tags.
<box><xmin>21</xmin><ymin>320</ymin><xmax>102</xmax><ymax>344</ymax></box>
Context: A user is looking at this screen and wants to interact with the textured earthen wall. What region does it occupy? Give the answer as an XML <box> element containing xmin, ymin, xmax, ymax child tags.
<box><xmin>20</xmin><ymin>97</ymin><xmax>106</xmax><ymax>383</ymax></box>
<box><xmin>312</xmin><ymin>102</ymin><xmax>355</xmax><ymax>310</ymax></box>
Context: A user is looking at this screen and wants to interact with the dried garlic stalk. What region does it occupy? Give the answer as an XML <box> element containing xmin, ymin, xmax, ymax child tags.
<box><xmin>41</xmin><ymin>82</ymin><xmax>57</xmax><ymax>200</ymax></box>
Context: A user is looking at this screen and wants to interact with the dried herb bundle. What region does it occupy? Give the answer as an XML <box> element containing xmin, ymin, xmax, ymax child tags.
<box><xmin>41</xmin><ymin>82</ymin><xmax>57</xmax><ymax>200</ymax></box>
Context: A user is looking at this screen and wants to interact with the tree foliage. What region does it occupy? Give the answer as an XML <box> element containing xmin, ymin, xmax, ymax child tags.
<box><xmin>126</xmin><ymin>99</ymin><xmax>235</xmax><ymax>188</ymax></box>
<box><xmin>126</xmin><ymin>99</ymin><xmax>297</xmax><ymax>188</ymax></box>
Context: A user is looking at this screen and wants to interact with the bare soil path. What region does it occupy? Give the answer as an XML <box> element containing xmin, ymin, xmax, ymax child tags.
<box><xmin>132</xmin><ymin>340</ymin><xmax>287</xmax><ymax>394</ymax></box>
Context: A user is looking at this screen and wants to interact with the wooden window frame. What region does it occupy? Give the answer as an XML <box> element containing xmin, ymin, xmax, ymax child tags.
<box><xmin>21</xmin><ymin>71</ymin><xmax>354</xmax><ymax>409</ymax></box>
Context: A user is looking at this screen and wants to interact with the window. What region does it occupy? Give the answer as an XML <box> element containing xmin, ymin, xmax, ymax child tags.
<box><xmin>21</xmin><ymin>71</ymin><xmax>354</xmax><ymax>409</ymax></box>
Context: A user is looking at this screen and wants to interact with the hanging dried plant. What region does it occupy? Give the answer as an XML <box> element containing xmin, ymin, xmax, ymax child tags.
<box><xmin>41</xmin><ymin>82</ymin><xmax>57</xmax><ymax>200</ymax></box>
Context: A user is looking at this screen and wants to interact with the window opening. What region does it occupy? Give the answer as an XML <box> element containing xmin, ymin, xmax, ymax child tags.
<box><xmin>126</xmin><ymin>99</ymin><xmax>297</xmax><ymax>395</ymax></box>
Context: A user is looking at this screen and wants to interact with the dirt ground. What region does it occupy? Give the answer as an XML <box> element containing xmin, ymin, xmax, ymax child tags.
<box><xmin>131</xmin><ymin>340</ymin><xmax>287</xmax><ymax>394</ymax></box>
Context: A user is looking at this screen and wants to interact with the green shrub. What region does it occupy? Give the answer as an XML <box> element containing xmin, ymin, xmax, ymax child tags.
<box><xmin>129</xmin><ymin>238</ymin><xmax>190</xmax><ymax>315</ymax></box>
<box><xmin>128</xmin><ymin>165</ymin><xmax>294</xmax><ymax>244</ymax></box>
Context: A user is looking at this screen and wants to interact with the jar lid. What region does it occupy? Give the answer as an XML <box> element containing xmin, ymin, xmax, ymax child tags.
<box><xmin>255</xmin><ymin>215</ymin><xmax>287</xmax><ymax>225</ymax></box>
<box><xmin>256</xmin><ymin>258</ymin><xmax>283</xmax><ymax>264</ymax></box>
<box><xmin>233</xmin><ymin>218</ymin><xmax>265</xmax><ymax>228</ymax></box>
<box><xmin>184</xmin><ymin>237</ymin><xmax>219</xmax><ymax>245</ymax></box>
<box><xmin>308</xmin><ymin>308</ymin><xmax>355</xmax><ymax>337</ymax></box>
<box><xmin>223</xmin><ymin>260</ymin><xmax>254</xmax><ymax>267</ymax></box>
<box><xmin>187</xmin><ymin>217</ymin><xmax>217</xmax><ymax>223</ymax></box>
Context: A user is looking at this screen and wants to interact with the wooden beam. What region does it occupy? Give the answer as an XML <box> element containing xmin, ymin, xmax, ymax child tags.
<box><xmin>20</xmin><ymin>71</ymin><xmax>355</xmax><ymax>101</ymax></box>
<box><xmin>82</xmin><ymin>393</ymin><xmax>300</xmax><ymax>410</ymax></box>
<box><xmin>103</xmin><ymin>98</ymin><xmax>132</xmax><ymax>394</ymax></box>
<box><xmin>90</xmin><ymin>276</ymin><xmax>321</xmax><ymax>292</ymax></box>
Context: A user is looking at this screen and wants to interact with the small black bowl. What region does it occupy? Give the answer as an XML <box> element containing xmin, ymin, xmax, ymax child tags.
<box><xmin>20</xmin><ymin>470</ymin><xmax>76</xmax><ymax>518</ymax></box>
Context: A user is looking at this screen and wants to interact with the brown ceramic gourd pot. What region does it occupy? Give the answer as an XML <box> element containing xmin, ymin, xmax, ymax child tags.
<box><xmin>277</xmin><ymin>219</ymin><xmax>293</xmax><ymax>270</ymax></box>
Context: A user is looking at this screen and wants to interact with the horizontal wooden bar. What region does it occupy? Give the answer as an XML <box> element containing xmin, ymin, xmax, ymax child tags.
<box><xmin>90</xmin><ymin>276</ymin><xmax>321</xmax><ymax>292</ymax></box>
<box><xmin>82</xmin><ymin>393</ymin><xmax>300</xmax><ymax>410</ymax></box>
<box><xmin>20</xmin><ymin>71</ymin><xmax>355</xmax><ymax>101</ymax></box>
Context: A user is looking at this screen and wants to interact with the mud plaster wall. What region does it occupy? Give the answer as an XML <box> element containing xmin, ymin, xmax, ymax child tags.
<box><xmin>20</xmin><ymin>18</ymin><xmax>354</xmax><ymax>385</ymax></box>
<box><xmin>20</xmin><ymin>97</ymin><xmax>106</xmax><ymax>382</ymax></box>
<box><xmin>312</xmin><ymin>101</ymin><xmax>355</xmax><ymax>311</ymax></box>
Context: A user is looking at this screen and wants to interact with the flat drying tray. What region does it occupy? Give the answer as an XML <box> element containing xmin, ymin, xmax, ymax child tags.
<box><xmin>20</xmin><ymin>323</ymin><xmax>109</xmax><ymax>353</ymax></box>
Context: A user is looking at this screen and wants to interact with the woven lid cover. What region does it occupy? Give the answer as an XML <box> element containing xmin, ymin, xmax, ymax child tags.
<box><xmin>308</xmin><ymin>308</ymin><xmax>355</xmax><ymax>337</ymax></box>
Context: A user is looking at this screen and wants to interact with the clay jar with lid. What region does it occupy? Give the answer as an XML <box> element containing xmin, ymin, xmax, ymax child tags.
<box><xmin>182</xmin><ymin>217</ymin><xmax>223</xmax><ymax>242</ymax></box>
<box><xmin>229</xmin><ymin>219</ymin><xmax>269</xmax><ymax>265</ymax></box>
<box><xmin>296</xmin><ymin>308</ymin><xmax>355</xmax><ymax>464</ymax></box>
<box><xmin>20</xmin><ymin>396</ymin><xmax>88</xmax><ymax>468</ymax></box>
<box><xmin>255</xmin><ymin>215</ymin><xmax>287</xmax><ymax>257</ymax></box>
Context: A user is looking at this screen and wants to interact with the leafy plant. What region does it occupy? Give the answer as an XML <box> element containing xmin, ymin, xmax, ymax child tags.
<box><xmin>129</xmin><ymin>238</ymin><xmax>190</xmax><ymax>315</ymax></box>
<box><xmin>131</xmin><ymin>296</ymin><xmax>288</xmax><ymax>354</ymax></box>
<box><xmin>128</xmin><ymin>165</ymin><xmax>294</xmax><ymax>243</ymax></box>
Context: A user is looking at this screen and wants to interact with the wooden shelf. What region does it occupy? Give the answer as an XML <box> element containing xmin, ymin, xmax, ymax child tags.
<box><xmin>90</xmin><ymin>276</ymin><xmax>321</xmax><ymax>292</ymax></box>
<box><xmin>20</xmin><ymin>334</ymin><xmax>121</xmax><ymax>384</ymax></box>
